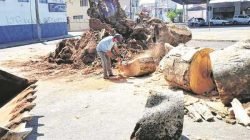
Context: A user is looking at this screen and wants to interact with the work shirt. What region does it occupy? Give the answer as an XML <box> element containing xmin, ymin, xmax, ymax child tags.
<box><xmin>96</xmin><ymin>36</ymin><xmax>117</xmax><ymax>52</ymax></box>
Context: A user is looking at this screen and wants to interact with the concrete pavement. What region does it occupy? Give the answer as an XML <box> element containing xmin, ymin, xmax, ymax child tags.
<box><xmin>191</xmin><ymin>26</ymin><xmax>250</xmax><ymax>41</ymax></box>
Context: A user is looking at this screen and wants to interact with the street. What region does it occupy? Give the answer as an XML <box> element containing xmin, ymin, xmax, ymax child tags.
<box><xmin>191</xmin><ymin>25</ymin><xmax>250</xmax><ymax>41</ymax></box>
<box><xmin>0</xmin><ymin>38</ymin><xmax>249</xmax><ymax>140</ymax></box>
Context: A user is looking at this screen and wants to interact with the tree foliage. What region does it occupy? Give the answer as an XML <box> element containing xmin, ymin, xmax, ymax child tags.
<box><xmin>167</xmin><ymin>10</ymin><xmax>177</xmax><ymax>22</ymax></box>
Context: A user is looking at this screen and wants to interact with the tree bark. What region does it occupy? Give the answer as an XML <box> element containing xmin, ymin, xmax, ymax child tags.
<box><xmin>210</xmin><ymin>40</ymin><xmax>250</xmax><ymax>105</ymax></box>
<box><xmin>163</xmin><ymin>45</ymin><xmax>215</xmax><ymax>94</ymax></box>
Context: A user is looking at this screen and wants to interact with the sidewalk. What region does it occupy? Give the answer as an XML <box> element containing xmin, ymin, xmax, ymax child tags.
<box><xmin>0</xmin><ymin>32</ymin><xmax>83</xmax><ymax>49</ymax></box>
<box><xmin>191</xmin><ymin>27</ymin><xmax>250</xmax><ymax>42</ymax></box>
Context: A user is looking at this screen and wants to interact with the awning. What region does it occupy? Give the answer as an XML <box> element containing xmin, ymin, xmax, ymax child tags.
<box><xmin>172</xmin><ymin>0</ymin><xmax>208</xmax><ymax>4</ymax></box>
<box><xmin>210</xmin><ymin>0</ymin><xmax>250</xmax><ymax>3</ymax></box>
<box><xmin>188</xmin><ymin>5</ymin><xmax>207</xmax><ymax>11</ymax></box>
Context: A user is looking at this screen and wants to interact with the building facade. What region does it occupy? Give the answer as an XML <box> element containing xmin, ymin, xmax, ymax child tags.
<box><xmin>187</xmin><ymin>0</ymin><xmax>250</xmax><ymax>21</ymax></box>
<box><xmin>139</xmin><ymin>0</ymin><xmax>177</xmax><ymax>21</ymax></box>
<box><xmin>66</xmin><ymin>0</ymin><xmax>89</xmax><ymax>31</ymax></box>
<box><xmin>209</xmin><ymin>0</ymin><xmax>250</xmax><ymax>19</ymax></box>
<box><xmin>0</xmin><ymin>0</ymin><xmax>68</xmax><ymax>45</ymax></box>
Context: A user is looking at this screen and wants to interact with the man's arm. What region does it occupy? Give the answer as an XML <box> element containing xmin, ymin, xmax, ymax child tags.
<box><xmin>113</xmin><ymin>46</ymin><xmax>120</xmax><ymax>55</ymax></box>
<box><xmin>106</xmin><ymin>51</ymin><xmax>114</xmax><ymax>58</ymax></box>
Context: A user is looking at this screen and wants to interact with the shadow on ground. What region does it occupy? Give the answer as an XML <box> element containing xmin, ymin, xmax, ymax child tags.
<box><xmin>26</xmin><ymin>116</ymin><xmax>45</xmax><ymax>140</ymax></box>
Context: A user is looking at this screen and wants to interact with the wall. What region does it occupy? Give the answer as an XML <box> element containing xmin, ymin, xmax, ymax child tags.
<box><xmin>187</xmin><ymin>10</ymin><xmax>207</xmax><ymax>20</ymax></box>
<box><xmin>0</xmin><ymin>0</ymin><xmax>67</xmax><ymax>45</ymax></box>
<box><xmin>39</xmin><ymin>0</ymin><xmax>68</xmax><ymax>38</ymax></box>
<box><xmin>66</xmin><ymin>0</ymin><xmax>89</xmax><ymax>31</ymax></box>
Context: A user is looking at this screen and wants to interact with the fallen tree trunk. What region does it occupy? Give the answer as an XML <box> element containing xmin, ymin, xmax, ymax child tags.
<box><xmin>148</xmin><ymin>43</ymin><xmax>173</xmax><ymax>64</ymax></box>
<box><xmin>162</xmin><ymin>45</ymin><xmax>215</xmax><ymax>95</ymax></box>
<box><xmin>119</xmin><ymin>55</ymin><xmax>156</xmax><ymax>77</ymax></box>
<box><xmin>210</xmin><ymin>40</ymin><xmax>250</xmax><ymax>105</ymax></box>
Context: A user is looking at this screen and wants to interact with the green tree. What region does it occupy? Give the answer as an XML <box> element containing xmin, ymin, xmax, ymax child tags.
<box><xmin>167</xmin><ymin>10</ymin><xmax>177</xmax><ymax>22</ymax></box>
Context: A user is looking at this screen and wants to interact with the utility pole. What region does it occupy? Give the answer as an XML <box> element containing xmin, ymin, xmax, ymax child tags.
<box><xmin>155</xmin><ymin>0</ymin><xmax>158</xmax><ymax>18</ymax></box>
<box><xmin>35</xmin><ymin>0</ymin><xmax>42</xmax><ymax>41</ymax></box>
<box><xmin>130</xmin><ymin>0</ymin><xmax>132</xmax><ymax>19</ymax></box>
<box><xmin>207</xmin><ymin>0</ymin><xmax>210</xmax><ymax>31</ymax></box>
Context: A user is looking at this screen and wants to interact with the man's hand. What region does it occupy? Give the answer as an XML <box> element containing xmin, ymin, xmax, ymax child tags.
<box><xmin>106</xmin><ymin>51</ymin><xmax>114</xmax><ymax>58</ymax></box>
<box><xmin>117</xmin><ymin>57</ymin><xmax>122</xmax><ymax>64</ymax></box>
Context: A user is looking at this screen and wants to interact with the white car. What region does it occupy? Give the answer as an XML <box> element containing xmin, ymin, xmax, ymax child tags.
<box><xmin>210</xmin><ymin>17</ymin><xmax>230</xmax><ymax>26</ymax></box>
<box><xmin>232</xmin><ymin>15</ymin><xmax>250</xmax><ymax>24</ymax></box>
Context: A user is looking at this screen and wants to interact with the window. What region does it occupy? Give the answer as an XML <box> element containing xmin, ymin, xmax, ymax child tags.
<box><xmin>80</xmin><ymin>0</ymin><xmax>88</xmax><ymax>7</ymax></box>
<box><xmin>73</xmin><ymin>15</ymin><xmax>83</xmax><ymax>20</ymax></box>
<box><xmin>40</xmin><ymin>0</ymin><xmax>47</xmax><ymax>3</ymax></box>
<box><xmin>18</xmin><ymin>0</ymin><xmax>29</xmax><ymax>2</ymax></box>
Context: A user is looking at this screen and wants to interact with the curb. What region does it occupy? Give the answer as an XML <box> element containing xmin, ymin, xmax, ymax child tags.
<box><xmin>0</xmin><ymin>34</ymin><xmax>81</xmax><ymax>49</ymax></box>
<box><xmin>192</xmin><ymin>39</ymin><xmax>238</xmax><ymax>42</ymax></box>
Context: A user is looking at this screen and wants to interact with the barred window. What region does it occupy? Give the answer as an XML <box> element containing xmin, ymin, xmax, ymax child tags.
<box><xmin>80</xmin><ymin>0</ymin><xmax>88</xmax><ymax>7</ymax></box>
<box><xmin>73</xmin><ymin>15</ymin><xmax>83</xmax><ymax>20</ymax></box>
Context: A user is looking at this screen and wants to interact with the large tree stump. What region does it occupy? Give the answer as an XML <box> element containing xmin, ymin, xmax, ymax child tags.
<box><xmin>162</xmin><ymin>45</ymin><xmax>215</xmax><ymax>95</ymax></box>
<box><xmin>131</xmin><ymin>90</ymin><xmax>184</xmax><ymax>140</ymax></box>
<box><xmin>158</xmin><ymin>24</ymin><xmax>192</xmax><ymax>46</ymax></box>
<box><xmin>119</xmin><ymin>55</ymin><xmax>156</xmax><ymax>77</ymax></box>
<box><xmin>210</xmin><ymin>40</ymin><xmax>250</xmax><ymax>105</ymax></box>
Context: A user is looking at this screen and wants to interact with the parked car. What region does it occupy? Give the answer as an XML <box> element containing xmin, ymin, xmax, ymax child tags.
<box><xmin>232</xmin><ymin>15</ymin><xmax>250</xmax><ymax>24</ymax></box>
<box><xmin>188</xmin><ymin>18</ymin><xmax>206</xmax><ymax>27</ymax></box>
<box><xmin>210</xmin><ymin>17</ymin><xmax>231</xmax><ymax>26</ymax></box>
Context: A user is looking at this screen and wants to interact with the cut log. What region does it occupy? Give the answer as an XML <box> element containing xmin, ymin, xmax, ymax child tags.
<box><xmin>189</xmin><ymin>48</ymin><xmax>215</xmax><ymax>94</ymax></box>
<box><xmin>162</xmin><ymin>45</ymin><xmax>215</xmax><ymax>95</ymax></box>
<box><xmin>210</xmin><ymin>40</ymin><xmax>250</xmax><ymax>105</ymax></box>
<box><xmin>119</xmin><ymin>55</ymin><xmax>156</xmax><ymax>77</ymax></box>
<box><xmin>231</xmin><ymin>98</ymin><xmax>250</xmax><ymax>126</ymax></box>
<box><xmin>147</xmin><ymin>43</ymin><xmax>173</xmax><ymax>64</ymax></box>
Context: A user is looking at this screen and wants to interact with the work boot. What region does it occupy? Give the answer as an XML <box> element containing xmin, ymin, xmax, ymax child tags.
<box><xmin>103</xmin><ymin>76</ymin><xmax>109</xmax><ymax>79</ymax></box>
<box><xmin>109</xmin><ymin>74</ymin><xmax>115</xmax><ymax>77</ymax></box>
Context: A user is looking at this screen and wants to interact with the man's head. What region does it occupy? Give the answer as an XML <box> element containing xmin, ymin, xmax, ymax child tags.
<box><xmin>113</xmin><ymin>34</ymin><xmax>123</xmax><ymax>43</ymax></box>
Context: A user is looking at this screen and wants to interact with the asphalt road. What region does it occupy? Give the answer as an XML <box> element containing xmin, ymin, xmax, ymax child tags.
<box><xmin>190</xmin><ymin>25</ymin><xmax>250</xmax><ymax>32</ymax></box>
<box><xmin>0</xmin><ymin>38</ymin><xmax>248</xmax><ymax>140</ymax></box>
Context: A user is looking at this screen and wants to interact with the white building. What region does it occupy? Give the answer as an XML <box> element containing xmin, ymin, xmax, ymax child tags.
<box><xmin>0</xmin><ymin>0</ymin><xmax>68</xmax><ymax>46</ymax></box>
<box><xmin>66</xmin><ymin>0</ymin><xmax>89</xmax><ymax>31</ymax></box>
<box><xmin>140</xmin><ymin>0</ymin><xmax>177</xmax><ymax>21</ymax></box>
<box><xmin>182</xmin><ymin>0</ymin><xmax>250</xmax><ymax>21</ymax></box>
<box><xmin>66</xmin><ymin>0</ymin><xmax>135</xmax><ymax>31</ymax></box>
<box><xmin>209</xmin><ymin>0</ymin><xmax>250</xmax><ymax>19</ymax></box>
